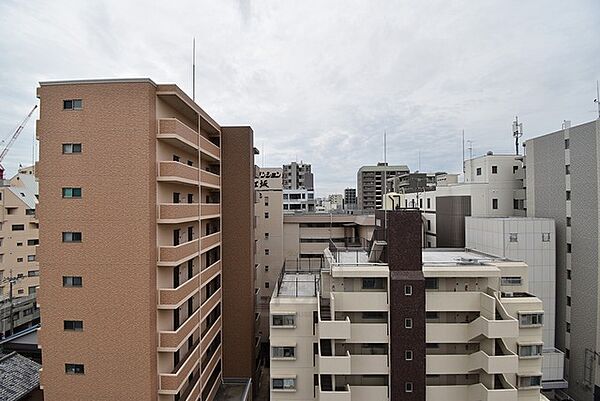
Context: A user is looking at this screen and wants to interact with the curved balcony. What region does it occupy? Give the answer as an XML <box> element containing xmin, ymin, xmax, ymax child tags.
<box><xmin>158</xmin><ymin>203</ymin><xmax>199</xmax><ymax>224</ymax></box>
<box><xmin>158</xmin><ymin>274</ymin><xmax>200</xmax><ymax>309</ymax></box>
<box><xmin>158</xmin><ymin>118</ymin><xmax>199</xmax><ymax>152</ymax></box>
<box><xmin>158</xmin><ymin>239</ymin><xmax>199</xmax><ymax>267</ymax></box>
<box><xmin>200</xmin><ymin>136</ymin><xmax>220</xmax><ymax>161</ymax></box>
<box><xmin>158</xmin><ymin>161</ymin><xmax>199</xmax><ymax>186</ymax></box>
<box><xmin>159</xmin><ymin>308</ymin><xmax>200</xmax><ymax>350</ymax></box>
<box><xmin>200</xmin><ymin>170</ymin><xmax>220</xmax><ymax>188</ymax></box>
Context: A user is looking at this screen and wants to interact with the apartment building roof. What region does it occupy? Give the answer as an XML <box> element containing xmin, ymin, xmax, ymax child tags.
<box><xmin>358</xmin><ymin>164</ymin><xmax>409</xmax><ymax>172</ymax></box>
<box><xmin>0</xmin><ymin>352</ymin><xmax>40</xmax><ymax>401</ymax></box>
<box><xmin>277</xmin><ymin>273</ymin><xmax>319</xmax><ymax>297</ymax></box>
<box><xmin>6</xmin><ymin>172</ymin><xmax>38</xmax><ymax>209</ymax></box>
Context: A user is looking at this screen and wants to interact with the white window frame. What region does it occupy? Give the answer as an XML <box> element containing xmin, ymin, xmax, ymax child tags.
<box><xmin>272</xmin><ymin>377</ymin><xmax>296</xmax><ymax>391</ymax></box>
<box><xmin>518</xmin><ymin>312</ymin><xmax>544</xmax><ymax>327</ymax></box>
<box><xmin>271</xmin><ymin>346</ymin><xmax>296</xmax><ymax>359</ymax></box>
<box><xmin>272</xmin><ymin>313</ymin><xmax>296</xmax><ymax>328</ymax></box>
<box><xmin>517</xmin><ymin>343</ymin><xmax>543</xmax><ymax>359</ymax></box>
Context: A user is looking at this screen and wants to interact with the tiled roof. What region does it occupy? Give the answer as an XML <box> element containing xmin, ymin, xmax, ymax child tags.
<box><xmin>0</xmin><ymin>352</ymin><xmax>40</xmax><ymax>401</ymax></box>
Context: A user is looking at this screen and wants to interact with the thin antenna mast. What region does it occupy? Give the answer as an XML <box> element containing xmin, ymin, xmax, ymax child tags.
<box><xmin>512</xmin><ymin>116</ymin><xmax>523</xmax><ymax>155</ymax></box>
<box><xmin>462</xmin><ymin>130</ymin><xmax>465</xmax><ymax>174</ymax></box>
<box><xmin>192</xmin><ymin>38</ymin><xmax>196</xmax><ymax>101</ymax></box>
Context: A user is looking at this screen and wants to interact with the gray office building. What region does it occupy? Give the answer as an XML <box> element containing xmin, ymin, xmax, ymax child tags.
<box><xmin>283</xmin><ymin>162</ymin><xmax>314</xmax><ymax>190</ymax></box>
<box><xmin>357</xmin><ymin>163</ymin><xmax>409</xmax><ymax>210</ymax></box>
<box><xmin>344</xmin><ymin>187</ymin><xmax>357</xmax><ymax>209</ymax></box>
<box><xmin>525</xmin><ymin>118</ymin><xmax>600</xmax><ymax>401</ymax></box>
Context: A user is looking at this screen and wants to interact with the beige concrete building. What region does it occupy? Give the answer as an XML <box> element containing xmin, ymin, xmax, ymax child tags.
<box><xmin>0</xmin><ymin>166</ymin><xmax>39</xmax><ymax>300</ymax></box>
<box><xmin>357</xmin><ymin>163</ymin><xmax>409</xmax><ymax>210</ymax></box>
<box><xmin>36</xmin><ymin>79</ymin><xmax>255</xmax><ymax>401</ymax></box>
<box><xmin>283</xmin><ymin>214</ymin><xmax>375</xmax><ymax>260</ymax></box>
<box><xmin>270</xmin><ymin>211</ymin><xmax>547</xmax><ymax>401</ymax></box>
<box><xmin>254</xmin><ymin>167</ymin><xmax>285</xmax><ymax>340</ymax></box>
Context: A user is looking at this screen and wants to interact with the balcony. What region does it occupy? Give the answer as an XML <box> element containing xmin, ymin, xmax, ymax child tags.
<box><xmin>201</xmin><ymin>231</ymin><xmax>221</xmax><ymax>251</ymax></box>
<box><xmin>319</xmin><ymin>385</ymin><xmax>351</xmax><ymax>401</ymax></box>
<box><xmin>200</xmin><ymin>170</ymin><xmax>220</xmax><ymax>188</ymax></box>
<box><xmin>159</xmin><ymin>341</ymin><xmax>200</xmax><ymax>392</ymax></box>
<box><xmin>350</xmin><ymin>386</ymin><xmax>388</xmax><ymax>401</ymax></box>
<box><xmin>319</xmin><ymin>319</ymin><xmax>351</xmax><ymax>340</ymax></box>
<box><xmin>201</xmin><ymin>260</ymin><xmax>221</xmax><ymax>283</ymax></box>
<box><xmin>333</xmin><ymin>292</ymin><xmax>387</xmax><ymax>311</ymax></box>
<box><xmin>426</xmin><ymin>382</ymin><xmax>517</xmax><ymax>401</ymax></box>
<box><xmin>427</xmin><ymin>317</ymin><xmax>518</xmax><ymax>343</ymax></box>
<box><xmin>158</xmin><ymin>161</ymin><xmax>199</xmax><ymax>186</ymax></box>
<box><xmin>158</xmin><ymin>274</ymin><xmax>200</xmax><ymax>309</ymax></box>
<box><xmin>200</xmin><ymin>316</ymin><xmax>222</xmax><ymax>352</ymax></box>
<box><xmin>319</xmin><ymin>351</ymin><xmax>351</xmax><ymax>374</ymax></box>
<box><xmin>350</xmin><ymin>354</ymin><xmax>388</xmax><ymax>374</ymax></box>
<box><xmin>200</xmin><ymin>344</ymin><xmax>222</xmax><ymax>389</ymax></box>
<box><xmin>159</xmin><ymin>308</ymin><xmax>200</xmax><ymax>350</ymax></box>
<box><xmin>426</xmin><ymin>351</ymin><xmax>518</xmax><ymax>375</ymax></box>
<box><xmin>201</xmin><ymin>203</ymin><xmax>220</xmax><ymax>219</ymax></box>
<box><xmin>158</xmin><ymin>203</ymin><xmax>199</xmax><ymax>224</ymax></box>
<box><xmin>200</xmin><ymin>135</ymin><xmax>220</xmax><ymax>161</ymax></box>
<box><xmin>158</xmin><ymin>239</ymin><xmax>200</xmax><ymax>267</ymax></box>
<box><xmin>351</xmin><ymin>323</ymin><xmax>388</xmax><ymax>342</ymax></box>
<box><xmin>158</xmin><ymin>118</ymin><xmax>199</xmax><ymax>152</ymax></box>
<box><xmin>201</xmin><ymin>288</ymin><xmax>221</xmax><ymax>317</ymax></box>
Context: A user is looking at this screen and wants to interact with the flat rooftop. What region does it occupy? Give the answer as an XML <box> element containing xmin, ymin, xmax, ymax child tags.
<box><xmin>214</xmin><ymin>379</ymin><xmax>251</xmax><ymax>401</ymax></box>
<box><xmin>278</xmin><ymin>273</ymin><xmax>318</xmax><ymax>297</ymax></box>
<box><xmin>422</xmin><ymin>249</ymin><xmax>511</xmax><ymax>266</ymax></box>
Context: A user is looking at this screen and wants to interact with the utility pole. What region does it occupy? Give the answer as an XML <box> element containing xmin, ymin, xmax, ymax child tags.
<box><xmin>2</xmin><ymin>270</ymin><xmax>20</xmax><ymax>338</ymax></box>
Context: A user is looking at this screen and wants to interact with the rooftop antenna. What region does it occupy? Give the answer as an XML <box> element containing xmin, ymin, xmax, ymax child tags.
<box><xmin>595</xmin><ymin>80</ymin><xmax>600</xmax><ymax>119</ymax></box>
<box><xmin>418</xmin><ymin>149</ymin><xmax>421</xmax><ymax>172</ymax></box>
<box><xmin>466</xmin><ymin>140</ymin><xmax>474</xmax><ymax>182</ymax></box>
<box><xmin>512</xmin><ymin>116</ymin><xmax>523</xmax><ymax>155</ymax></box>
<box><xmin>383</xmin><ymin>130</ymin><xmax>388</xmax><ymax>230</ymax></box>
<box><xmin>192</xmin><ymin>37</ymin><xmax>196</xmax><ymax>101</ymax></box>
<box><xmin>462</xmin><ymin>130</ymin><xmax>465</xmax><ymax>174</ymax></box>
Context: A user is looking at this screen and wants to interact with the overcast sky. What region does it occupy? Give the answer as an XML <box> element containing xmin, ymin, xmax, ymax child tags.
<box><xmin>0</xmin><ymin>0</ymin><xmax>598</xmax><ymax>195</ymax></box>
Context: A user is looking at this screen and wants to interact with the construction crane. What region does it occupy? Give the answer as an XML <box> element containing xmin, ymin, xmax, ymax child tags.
<box><xmin>0</xmin><ymin>105</ymin><xmax>38</xmax><ymax>180</ymax></box>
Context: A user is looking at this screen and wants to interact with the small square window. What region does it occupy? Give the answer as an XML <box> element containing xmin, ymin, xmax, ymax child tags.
<box><xmin>264</xmin><ymin>233</ymin><xmax>269</xmax><ymax>240</ymax></box>
<box><xmin>187</xmin><ymin>160</ymin><xmax>193</xmax><ymax>167</ymax></box>
<box><xmin>265</xmin><ymin>249</ymin><xmax>270</xmax><ymax>256</ymax></box>
<box><xmin>565</xmin><ymin>138</ymin><xmax>570</xmax><ymax>149</ymax></box>
<box><xmin>565</xmin><ymin>165</ymin><xmax>570</xmax><ymax>175</ymax></box>
<box><xmin>492</xmin><ymin>165</ymin><xmax>498</xmax><ymax>174</ymax></box>
<box><xmin>404</xmin><ymin>285</ymin><xmax>412</xmax><ymax>296</ymax></box>
<box><xmin>405</xmin><ymin>382</ymin><xmax>413</xmax><ymax>393</ymax></box>
<box><xmin>567</xmin><ymin>243</ymin><xmax>572</xmax><ymax>253</ymax></box>
<box><xmin>265</xmin><ymin>212</ymin><xmax>269</xmax><ymax>219</ymax></box>
<box><xmin>567</xmin><ymin>217</ymin><xmax>571</xmax><ymax>227</ymax></box>
<box><xmin>566</xmin><ymin>191</ymin><xmax>571</xmax><ymax>201</ymax></box>
<box><xmin>476</xmin><ymin>167</ymin><xmax>482</xmax><ymax>176</ymax></box>
<box><xmin>173</xmin><ymin>155</ymin><xmax>180</xmax><ymax>162</ymax></box>
<box><xmin>27</xmin><ymin>255</ymin><xmax>36</xmax><ymax>262</ymax></box>
<box><xmin>17</xmin><ymin>257</ymin><xmax>23</xmax><ymax>263</ymax></box>
<box><xmin>265</xmin><ymin>266</ymin><xmax>269</xmax><ymax>272</ymax></box>
<box><xmin>405</xmin><ymin>350</ymin><xmax>413</xmax><ymax>361</ymax></box>
<box><xmin>63</xmin><ymin>100</ymin><xmax>73</xmax><ymax>109</ymax></box>
<box><xmin>62</xmin><ymin>232</ymin><xmax>82</xmax><ymax>243</ymax></box>
<box><xmin>567</xmin><ymin>269</ymin><xmax>571</xmax><ymax>280</ymax></box>
<box><xmin>542</xmin><ymin>233</ymin><xmax>551</xmax><ymax>242</ymax></box>
<box><xmin>265</xmin><ymin>282</ymin><xmax>270</xmax><ymax>289</ymax></box>
<box><xmin>405</xmin><ymin>318</ymin><xmax>413</xmax><ymax>329</ymax></box>
<box><xmin>72</xmin><ymin>99</ymin><xmax>83</xmax><ymax>110</ymax></box>
<box><xmin>492</xmin><ymin>198</ymin><xmax>498</xmax><ymax>210</ymax></box>
<box><xmin>65</xmin><ymin>363</ymin><xmax>85</xmax><ymax>374</ymax></box>
<box><xmin>509</xmin><ymin>233</ymin><xmax>518</xmax><ymax>242</ymax></box>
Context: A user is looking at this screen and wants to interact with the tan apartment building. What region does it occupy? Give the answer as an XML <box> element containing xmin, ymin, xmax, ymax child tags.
<box><xmin>36</xmin><ymin>79</ymin><xmax>256</xmax><ymax>401</ymax></box>
<box><xmin>254</xmin><ymin>167</ymin><xmax>285</xmax><ymax>340</ymax></box>
<box><xmin>0</xmin><ymin>166</ymin><xmax>39</xmax><ymax>299</ymax></box>
<box><xmin>357</xmin><ymin>163</ymin><xmax>409</xmax><ymax>210</ymax></box>
<box><xmin>270</xmin><ymin>210</ymin><xmax>548</xmax><ymax>401</ymax></box>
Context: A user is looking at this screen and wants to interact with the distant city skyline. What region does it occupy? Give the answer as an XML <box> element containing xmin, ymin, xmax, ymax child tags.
<box><xmin>1</xmin><ymin>0</ymin><xmax>599</xmax><ymax>196</ymax></box>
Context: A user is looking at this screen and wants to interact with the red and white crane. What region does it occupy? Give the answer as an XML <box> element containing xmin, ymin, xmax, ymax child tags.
<box><xmin>0</xmin><ymin>105</ymin><xmax>38</xmax><ymax>180</ymax></box>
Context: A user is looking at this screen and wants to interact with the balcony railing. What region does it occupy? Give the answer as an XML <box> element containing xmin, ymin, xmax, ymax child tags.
<box><xmin>159</xmin><ymin>308</ymin><xmax>200</xmax><ymax>350</ymax></box>
<box><xmin>158</xmin><ymin>161</ymin><xmax>199</xmax><ymax>186</ymax></box>
<box><xmin>159</xmin><ymin>341</ymin><xmax>200</xmax><ymax>391</ymax></box>
<box><xmin>201</xmin><ymin>260</ymin><xmax>221</xmax><ymax>283</ymax></box>
<box><xmin>201</xmin><ymin>231</ymin><xmax>221</xmax><ymax>251</ymax></box>
<box><xmin>201</xmin><ymin>203</ymin><xmax>220</xmax><ymax>219</ymax></box>
<box><xmin>158</xmin><ymin>118</ymin><xmax>199</xmax><ymax>150</ymax></box>
<box><xmin>158</xmin><ymin>274</ymin><xmax>200</xmax><ymax>308</ymax></box>
<box><xmin>200</xmin><ymin>135</ymin><xmax>220</xmax><ymax>160</ymax></box>
<box><xmin>200</xmin><ymin>170</ymin><xmax>220</xmax><ymax>188</ymax></box>
<box><xmin>158</xmin><ymin>239</ymin><xmax>200</xmax><ymax>266</ymax></box>
<box><xmin>158</xmin><ymin>203</ymin><xmax>199</xmax><ymax>224</ymax></box>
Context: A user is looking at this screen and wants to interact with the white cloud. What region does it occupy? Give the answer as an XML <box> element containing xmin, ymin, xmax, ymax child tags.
<box><xmin>0</xmin><ymin>0</ymin><xmax>598</xmax><ymax>195</ymax></box>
